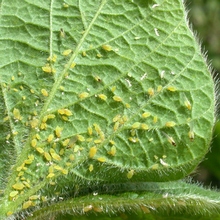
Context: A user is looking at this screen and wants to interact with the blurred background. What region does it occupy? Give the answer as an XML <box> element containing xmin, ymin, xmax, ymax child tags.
<box><xmin>186</xmin><ymin>0</ymin><xmax>220</xmax><ymax>187</ymax></box>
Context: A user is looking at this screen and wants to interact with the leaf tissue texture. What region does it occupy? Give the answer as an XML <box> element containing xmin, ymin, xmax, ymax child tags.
<box><xmin>0</xmin><ymin>0</ymin><xmax>215</xmax><ymax>218</ymax></box>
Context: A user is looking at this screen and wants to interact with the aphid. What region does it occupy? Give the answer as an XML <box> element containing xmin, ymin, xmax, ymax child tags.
<box><xmin>111</xmin><ymin>86</ymin><xmax>116</xmax><ymax>92</ymax></box>
<box><xmin>93</xmin><ymin>123</ymin><xmax>101</xmax><ymax>134</ymax></box>
<box><xmin>113</xmin><ymin>121</ymin><xmax>120</xmax><ymax>131</ymax></box>
<box><xmin>10</xmin><ymin>191</ymin><xmax>19</xmax><ymax>198</ymax></box>
<box><xmin>87</xmin><ymin>126</ymin><xmax>93</xmax><ymax>136</ymax></box>
<box><xmin>23</xmin><ymin>181</ymin><xmax>30</xmax><ymax>188</ymax></box>
<box><xmin>42</xmin><ymin>64</ymin><xmax>56</xmax><ymax>74</ymax></box>
<box><xmin>22</xmin><ymin>200</ymin><xmax>33</xmax><ymax>209</ymax></box>
<box><xmin>82</xmin><ymin>51</ymin><xmax>86</xmax><ymax>57</ymax></box>
<box><xmin>69</xmin><ymin>154</ymin><xmax>75</xmax><ymax>161</ymax></box>
<box><xmin>60</xmin><ymin>28</ymin><xmax>65</xmax><ymax>38</ymax></box>
<box><xmin>142</xmin><ymin>112</ymin><xmax>151</xmax><ymax>118</ymax></box>
<box><xmin>89</xmin><ymin>164</ymin><xmax>94</xmax><ymax>172</ymax></box>
<box><xmin>151</xmin><ymin>163</ymin><xmax>159</xmax><ymax>170</ymax></box>
<box><xmin>96</xmin><ymin>53</ymin><xmax>102</xmax><ymax>58</ymax></box>
<box><xmin>78</xmin><ymin>92</ymin><xmax>89</xmax><ymax>99</ymax></box>
<box><xmin>132</xmin><ymin>122</ymin><xmax>141</xmax><ymax>129</ymax></box>
<box><xmin>47</xmin><ymin>173</ymin><xmax>55</xmax><ymax>178</ymax></box>
<box><xmin>41</xmin><ymin>89</ymin><xmax>49</xmax><ymax>97</ymax></box>
<box><xmin>98</xmin><ymin>94</ymin><xmax>107</xmax><ymax>101</ymax></box>
<box><xmin>184</xmin><ymin>97</ymin><xmax>192</xmax><ymax>110</ymax></box>
<box><xmin>99</xmin><ymin>131</ymin><xmax>105</xmax><ymax>141</ymax></box>
<box><xmin>44</xmin><ymin>152</ymin><xmax>52</xmax><ymax>161</ymax></box>
<box><xmin>55</xmin><ymin>126</ymin><xmax>63</xmax><ymax>138</ymax></box>
<box><xmin>188</xmin><ymin>123</ymin><xmax>194</xmax><ymax>141</ymax></box>
<box><xmin>68</xmin><ymin>136</ymin><xmax>78</xmax><ymax>148</ymax></box>
<box><xmin>102</xmin><ymin>44</ymin><xmax>112</xmax><ymax>51</ymax></box>
<box><xmin>157</xmin><ymin>85</ymin><xmax>162</xmax><ymax>92</ymax></box>
<box><xmin>62</xmin><ymin>169</ymin><xmax>68</xmax><ymax>175</ymax></box>
<box><xmin>36</xmin><ymin>147</ymin><xmax>44</xmax><ymax>154</ymax></box>
<box><xmin>54</xmin><ymin>165</ymin><xmax>63</xmax><ymax>171</ymax></box>
<box><xmin>162</xmin><ymin>132</ymin><xmax>176</xmax><ymax>146</ymax></box>
<box><xmin>94</xmin><ymin>139</ymin><xmax>102</xmax><ymax>144</ymax></box>
<box><xmin>40</xmin><ymin>122</ymin><xmax>47</xmax><ymax>130</ymax></box>
<box><xmin>31</xmin><ymin>139</ymin><xmax>37</xmax><ymax>148</ymax></box>
<box><xmin>125</xmin><ymin>103</ymin><xmax>131</xmax><ymax>108</ymax></box>
<box><xmin>141</xmin><ymin>123</ymin><xmax>149</xmax><ymax>130</ymax></box>
<box><xmin>47</xmin><ymin>54</ymin><xmax>57</xmax><ymax>62</ymax></box>
<box><xmin>11</xmin><ymin>76</ymin><xmax>15</xmax><ymax>81</ymax></box>
<box><xmin>113</xmin><ymin>95</ymin><xmax>122</xmax><ymax>102</ymax></box>
<box><xmin>29</xmin><ymin>195</ymin><xmax>39</xmax><ymax>200</ymax></box>
<box><xmin>127</xmin><ymin>170</ymin><xmax>134</xmax><ymax>179</ymax></box>
<box><xmin>62</xmin><ymin>139</ymin><xmax>70</xmax><ymax>147</ymax></box>
<box><xmin>62</xmin><ymin>49</ymin><xmax>72</xmax><ymax>56</ymax></box>
<box><xmin>108</xmin><ymin>146</ymin><xmax>116</xmax><ymax>156</ymax></box>
<box><xmin>109</xmin><ymin>140</ymin><xmax>115</xmax><ymax>145</ymax></box>
<box><xmin>130</xmin><ymin>129</ymin><xmax>136</xmax><ymax>136</ymax></box>
<box><xmin>113</xmin><ymin>114</ymin><xmax>121</xmax><ymax>122</ymax></box>
<box><xmin>147</xmin><ymin>88</ymin><xmax>154</xmax><ymax>96</ymax></box>
<box><xmin>94</xmin><ymin>76</ymin><xmax>101</xmax><ymax>82</ymax></box>
<box><xmin>7</xmin><ymin>211</ymin><xmax>13</xmax><ymax>216</ymax></box>
<box><xmin>70</xmin><ymin>62</ymin><xmax>76</xmax><ymax>68</ymax></box>
<box><xmin>167</xmin><ymin>86</ymin><xmax>176</xmax><ymax>92</ymax></box>
<box><xmin>58</xmin><ymin>108</ymin><xmax>72</xmax><ymax>116</ymax></box>
<box><xmin>77</xmin><ymin>134</ymin><xmax>85</xmax><ymax>142</ymax></box>
<box><xmin>51</xmin><ymin>152</ymin><xmax>61</xmax><ymax>161</ymax></box>
<box><xmin>153</xmin><ymin>116</ymin><xmax>158</xmax><ymax>124</ymax></box>
<box><xmin>128</xmin><ymin>137</ymin><xmax>139</xmax><ymax>143</ymax></box>
<box><xmin>47</xmin><ymin>134</ymin><xmax>54</xmax><ymax>143</ymax></box>
<box><xmin>59</xmin><ymin>149</ymin><xmax>65</xmax><ymax>155</ymax></box>
<box><xmin>13</xmin><ymin>108</ymin><xmax>22</xmax><ymax>121</ymax></box>
<box><xmin>97</xmin><ymin>157</ymin><xmax>106</xmax><ymax>163</ymax></box>
<box><xmin>165</xmin><ymin>121</ymin><xmax>176</xmax><ymax>127</ymax></box>
<box><xmin>12</xmin><ymin>182</ymin><xmax>25</xmax><ymax>190</ymax></box>
<box><xmin>83</xmin><ymin>205</ymin><xmax>93</xmax><ymax>212</ymax></box>
<box><xmin>89</xmin><ymin>146</ymin><xmax>97</xmax><ymax>158</ymax></box>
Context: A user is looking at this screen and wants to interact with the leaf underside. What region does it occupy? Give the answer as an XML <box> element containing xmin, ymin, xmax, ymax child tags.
<box><xmin>0</xmin><ymin>0</ymin><xmax>215</xmax><ymax>218</ymax></box>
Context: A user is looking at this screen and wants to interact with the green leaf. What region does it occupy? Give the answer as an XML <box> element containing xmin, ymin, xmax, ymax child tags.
<box><xmin>0</xmin><ymin>0</ymin><xmax>215</xmax><ymax>218</ymax></box>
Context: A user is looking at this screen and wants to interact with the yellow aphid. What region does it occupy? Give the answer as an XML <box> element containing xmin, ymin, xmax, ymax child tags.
<box><xmin>93</xmin><ymin>206</ymin><xmax>103</xmax><ymax>213</ymax></box>
<box><xmin>54</xmin><ymin>165</ymin><xmax>63</xmax><ymax>171</ymax></box>
<box><xmin>6</xmin><ymin>134</ymin><xmax>10</xmax><ymax>140</ymax></box>
<box><xmin>167</xmin><ymin>86</ymin><xmax>176</xmax><ymax>92</ymax></box>
<box><xmin>11</xmin><ymin>76</ymin><xmax>15</xmax><ymax>81</ymax></box>
<box><xmin>97</xmin><ymin>157</ymin><xmax>106</xmax><ymax>163</ymax></box>
<box><xmin>7</xmin><ymin>211</ymin><xmax>13</xmax><ymax>216</ymax></box>
<box><xmin>88</xmin><ymin>127</ymin><xmax>93</xmax><ymax>136</ymax></box>
<box><xmin>113</xmin><ymin>95</ymin><xmax>122</xmax><ymax>102</ymax></box>
<box><xmin>89</xmin><ymin>146</ymin><xmax>97</xmax><ymax>158</ymax></box>
<box><xmin>141</xmin><ymin>123</ymin><xmax>149</xmax><ymax>130</ymax></box>
<box><xmin>70</xmin><ymin>62</ymin><xmax>76</xmax><ymax>68</ymax></box>
<box><xmin>3</xmin><ymin>116</ymin><xmax>9</xmax><ymax>122</ymax></box>
<box><xmin>130</xmin><ymin>129</ymin><xmax>136</xmax><ymax>136</ymax></box>
<box><xmin>12</xmin><ymin>182</ymin><xmax>25</xmax><ymax>190</ymax></box>
<box><xmin>113</xmin><ymin>121</ymin><xmax>120</xmax><ymax>131</ymax></box>
<box><xmin>109</xmin><ymin>140</ymin><xmax>115</xmax><ymax>145</ymax></box>
<box><xmin>18</xmin><ymin>171</ymin><xmax>24</xmax><ymax>177</ymax></box>
<box><xmin>69</xmin><ymin>154</ymin><xmax>75</xmax><ymax>161</ymax></box>
<box><xmin>57</xmin><ymin>108</ymin><xmax>72</xmax><ymax>116</ymax></box>
<box><xmin>94</xmin><ymin>139</ymin><xmax>102</xmax><ymax>144</ymax></box>
<box><xmin>83</xmin><ymin>205</ymin><xmax>93</xmax><ymax>212</ymax></box>
<box><xmin>41</xmin><ymin>89</ymin><xmax>49</xmax><ymax>97</ymax></box>
<box><xmin>47</xmin><ymin>173</ymin><xmax>55</xmax><ymax>178</ymax></box>
<box><xmin>47</xmin><ymin>54</ymin><xmax>57</xmax><ymax>62</ymax></box>
<box><xmin>13</xmin><ymin>108</ymin><xmax>22</xmax><ymax>120</ymax></box>
<box><xmin>78</xmin><ymin>92</ymin><xmax>89</xmax><ymax>99</ymax></box>
<box><xmin>55</xmin><ymin>126</ymin><xmax>63</xmax><ymax>138</ymax></box>
<box><xmin>77</xmin><ymin>134</ymin><xmax>85</xmax><ymax>142</ymax></box>
<box><xmin>47</xmin><ymin>134</ymin><xmax>54</xmax><ymax>143</ymax></box>
<box><xmin>60</xmin><ymin>86</ymin><xmax>65</xmax><ymax>91</ymax></box>
<box><xmin>36</xmin><ymin>147</ymin><xmax>44</xmax><ymax>154</ymax></box>
<box><xmin>98</xmin><ymin>94</ymin><xmax>107</xmax><ymax>101</ymax></box>
<box><xmin>51</xmin><ymin>152</ymin><xmax>61</xmax><ymax>161</ymax></box>
<box><xmin>62</xmin><ymin>116</ymin><xmax>69</xmax><ymax>121</ymax></box>
<box><xmin>40</xmin><ymin>122</ymin><xmax>47</xmax><ymax>130</ymax></box>
<box><xmin>132</xmin><ymin>122</ymin><xmax>141</xmax><ymax>129</ymax></box>
<box><xmin>100</xmin><ymin>131</ymin><xmax>105</xmax><ymax>140</ymax></box>
<box><xmin>153</xmin><ymin>116</ymin><xmax>158</xmax><ymax>123</ymax></box>
<box><xmin>22</xmin><ymin>200</ymin><xmax>33</xmax><ymax>209</ymax></box>
<box><xmin>44</xmin><ymin>152</ymin><xmax>52</xmax><ymax>161</ymax></box>
<box><xmin>62</xmin><ymin>138</ymin><xmax>70</xmax><ymax>147</ymax></box>
<box><xmin>108</xmin><ymin>146</ymin><xmax>116</xmax><ymax>156</ymax></box>
<box><xmin>42</xmin><ymin>65</ymin><xmax>56</xmax><ymax>74</ymax></box>
<box><xmin>111</xmin><ymin>86</ymin><xmax>116</xmax><ymax>92</ymax></box>
<box><xmin>93</xmin><ymin>123</ymin><xmax>101</xmax><ymax>134</ymax></box>
<box><xmin>165</xmin><ymin>121</ymin><xmax>176</xmax><ymax>127</ymax></box>
<box><xmin>184</xmin><ymin>98</ymin><xmax>192</xmax><ymax>110</ymax></box>
<box><xmin>102</xmin><ymin>44</ymin><xmax>112</xmax><ymax>51</ymax></box>
<box><xmin>113</xmin><ymin>114</ymin><xmax>121</xmax><ymax>122</ymax></box>
<box><xmin>35</xmin><ymin>134</ymin><xmax>41</xmax><ymax>140</ymax></box>
<box><xmin>188</xmin><ymin>124</ymin><xmax>194</xmax><ymax>141</ymax></box>
<box><xmin>61</xmin><ymin>169</ymin><xmax>68</xmax><ymax>175</ymax></box>
<box><xmin>127</xmin><ymin>170</ymin><xmax>134</xmax><ymax>179</ymax></box>
<box><xmin>31</xmin><ymin>139</ymin><xmax>37</xmax><ymax>148</ymax></box>
<box><xmin>62</xmin><ymin>49</ymin><xmax>72</xmax><ymax>56</ymax></box>
<box><xmin>96</xmin><ymin>53</ymin><xmax>102</xmax><ymax>58</ymax></box>
<box><xmin>23</xmin><ymin>181</ymin><xmax>30</xmax><ymax>188</ymax></box>
<box><xmin>29</xmin><ymin>195</ymin><xmax>39</xmax><ymax>200</ymax></box>
<box><xmin>89</xmin><ymin>164</ymin><xmax>94</xmax><ymax>172</ymax></box>
<box><xmin>30</xmin><ymin>89</ymin><xmax>35</xmax><ymax>94</ymax></box>
<box><xmin>125</xmin><ymin>103</ymin><xmax>131</xmax><ymax>108</ymax></box>
<box><xmin>147</xmin><ymin>88</ymin><xmax>154</xmax><ymax>96</ymax></box>
<box><xmin>94</xmin><ymin>76</ymin><xmax>101</xmax><ymax>82</ymax></box>
<box><xmin>82</xmin><ymin>51</ymin><xmax>86</xmax><ymax>57</ymax></box>
<box><xmin>142</xmin><ymin>112</ymin><xmax>151</xmax><ymax>118</ymax></box>
<box><xmin>60</xmin><ymin>28</ymin><xmax>65</xmax><ymax>38</ymax></box>
<box><xmin>30</xmin><ymin>118</ymin><xmax>39</xmax><ymax>128</ymax></box>
<box><xmin>24</xmin><ymin>157</ymin><xmax>34</xmax><ymax>165</ymax></box>
<box><xmin>59</xmin><ymin>149</ymin><xmax>65</xmax><ymax>155</ymax></box>
<box><xmin>157</xmin><ymin>85</ymin><xmax>163</xmax><ymax>92</ymax></box>
<box><xmin>151</xmin><ymin>163</ymin><xmax>159</xmax><ymax>170</ymax></box>
<box><xmin>10</xmin><ymin>191</ymin><xmax>19</xmax><ymax>198</ymax></box>
<box><xmin>128</xmin><ymin>137</ymin><xmax>139</xmax><ymax>143</ymax></box>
